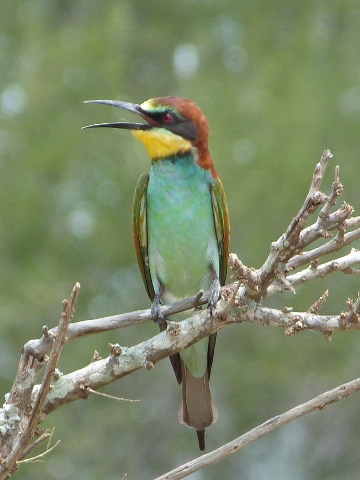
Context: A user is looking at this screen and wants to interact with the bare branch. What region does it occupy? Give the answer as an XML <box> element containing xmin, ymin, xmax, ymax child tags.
<box><xmin>27</xmin><ymin>297</ymin><xmax>360</xmax><ymax>419</ymax></box>
<box><xmin>1</xmin><ymin>150</ymin><xmax>360</xmax><ymax>479</ymax></box>
<box><xmin>23</xmin><ymin>290</ymin><xmax>210</xmax><ymax>360</ymax></box>
<box><xmin>238</xmin><ymin>150</ymin><xmax>335</xmax><ymax>299</ymax></box>
<box><xmin>154</xmin><ymin>376</ymin><xmax>360</xmax><ymax>480</ymax></box>
<box><xmin>268</xmin><ymin>249</ymin><xmax>360</xmax><ymax>295</ymax></box>
<box><xmin>287</xmin><ymin>228</ymin><xmax>360</xmax><ymax>272</ymax></box>
<box><xmin>0</xmin><ymin>283</ymin><xmax>80</xmax><ymax>479</ymax></box>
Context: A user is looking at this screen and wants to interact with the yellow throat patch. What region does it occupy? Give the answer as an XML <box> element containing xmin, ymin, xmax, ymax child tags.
<box><xmin>132</xmin><ymin>129</ymin><xmax>192</xmax><ymax>160</ymax></box>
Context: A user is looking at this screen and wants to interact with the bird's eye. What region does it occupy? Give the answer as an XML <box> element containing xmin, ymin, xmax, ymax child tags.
<box><xmin>161</xmin><ymin>112</ymin><xmax>173</xmax><ymax>123</ymax></box>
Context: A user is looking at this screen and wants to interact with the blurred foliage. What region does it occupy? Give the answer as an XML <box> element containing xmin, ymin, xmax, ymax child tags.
<box><xmin>1</xmin><ymin>1</ymin><xmax>360</xmax><ymax>479</ymax></box>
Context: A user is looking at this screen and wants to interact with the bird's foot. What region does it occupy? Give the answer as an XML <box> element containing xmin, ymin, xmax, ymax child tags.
<box><xmin>151</xmin><ymin>293</ymin><xmax>167</xmax><ymax>327</ymax></box>
<box><xmin>208</xmin><ymin>277</ymin><xmax>221</xmax><ymax>316</ymax></box>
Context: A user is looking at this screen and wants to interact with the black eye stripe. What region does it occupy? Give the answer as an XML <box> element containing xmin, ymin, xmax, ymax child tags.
<box><xmin>144</xmin><ymin>111</ymin><xmax>198</xmax><ymax>141</ymax></box>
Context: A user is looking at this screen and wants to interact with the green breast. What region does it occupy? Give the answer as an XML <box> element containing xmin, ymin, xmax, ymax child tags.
<box><xmin>147</xmin><ymin>155</ymin><xmax>219</xmax><ymax>304</ymax></box>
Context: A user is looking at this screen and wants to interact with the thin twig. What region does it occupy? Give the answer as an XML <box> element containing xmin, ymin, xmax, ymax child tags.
<box><xmin>80</xmin><ymin>385</ymin><xmax>140</xmax><ymax>403</ymax></box>
<box><xmin>17</xmin><ymin>430</ymin><xmax>53</xmax><ymax>462</ymax></box>
<box><xmin>19</xmin><ymin>440</ymin><xmax>61</xmax><ymax>464</ymax></box>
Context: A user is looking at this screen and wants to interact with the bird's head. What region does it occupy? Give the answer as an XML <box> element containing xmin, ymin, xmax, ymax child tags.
<box><xmin>83</xmin><ymin>96</ymin><xmax>215</xmax><ymax>175</ymax></box>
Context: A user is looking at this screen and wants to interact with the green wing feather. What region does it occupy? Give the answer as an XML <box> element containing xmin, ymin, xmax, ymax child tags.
<box><xmin>210</xmin><ymin>177</ymin><xmax>230</xmax><ymax>286</ymax></box>
<box><xmin>207</xmin><ymin>177</ymin><xmax>230</xmax><ymax>378</ymax></box>
<box><xmin>132</xmin><ymin>173</ymin><xmax>155</xmax><ymax>301</ymax></box>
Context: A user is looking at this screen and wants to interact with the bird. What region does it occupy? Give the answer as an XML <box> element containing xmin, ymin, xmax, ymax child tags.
<box><xmin>83</xmin><ymin>96</ymin><xmax>230</xmax><ymax>450</ymax></box>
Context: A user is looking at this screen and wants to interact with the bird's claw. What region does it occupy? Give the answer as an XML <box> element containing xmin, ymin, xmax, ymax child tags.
<box><xmin>208</xmin><ymin>277</ymin><xmax>221</xmax><ymax>316</ymax></box>
<box><xmin>151</xmin><ymin>294</ymin><xmax>167</xmax><ymax>327</ymax></box>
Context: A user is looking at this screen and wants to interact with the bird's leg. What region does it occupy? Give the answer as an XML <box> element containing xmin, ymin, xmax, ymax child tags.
<box><xmin>208</xmin><ymin>268</ymin><xmax>221</xmax><ymax>316</ymax></box>
<box><xmin>151</xmin><ymin>281</ymin><xmax>167</xmax><ymax>327</ymax></box>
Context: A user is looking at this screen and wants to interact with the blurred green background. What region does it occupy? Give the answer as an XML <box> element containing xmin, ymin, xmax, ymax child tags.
<box><xmin>1</xmin><ymin>1</ymin><xmax>360</xmax><ymax>479</ymax></box>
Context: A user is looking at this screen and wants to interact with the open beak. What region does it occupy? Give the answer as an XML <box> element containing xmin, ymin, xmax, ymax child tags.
<box><xmin>82</xmin><ymin>99</ymin><xmax>157</xmax><ymax>131</ymax></box>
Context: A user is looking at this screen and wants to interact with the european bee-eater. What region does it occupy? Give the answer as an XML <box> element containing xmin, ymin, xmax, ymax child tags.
<box><xmin>83</xmin><ymin>96</ymin><xmax>230</xmax><ymax>450</ymax></box>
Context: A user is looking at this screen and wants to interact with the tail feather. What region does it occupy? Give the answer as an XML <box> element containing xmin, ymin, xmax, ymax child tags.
<box><xmin>178</xmin><ymin>364</ymin><xmax>217</xmax><ymax>450</ymax></box>
<box><xmin>196</xmin><ymin>430</ymin><xmax>206</xmax><ymax>451</ymax></box>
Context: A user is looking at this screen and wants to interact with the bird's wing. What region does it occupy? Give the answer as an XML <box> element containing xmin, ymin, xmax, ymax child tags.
<box><xmin>211</xmin><ymin>177</ymin><xmax>230</xmax><ymax>286</ymax></box>
<box><xmin>207</xmin><ymin>178</ymin><xmax>230</xmax><ymax>377</ymax></box>
<box><xmin>132</xmin><ymin>173</ymin><xmax>155</xmax><ymax>301</ymax></box>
